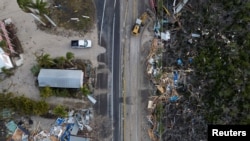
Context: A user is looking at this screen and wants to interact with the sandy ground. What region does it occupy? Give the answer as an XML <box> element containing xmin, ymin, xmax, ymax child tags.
<box><xmin>0</xmin><ymin>0</ymin><xmax>105</xmax><ymax>103</ymax></box>
<box><xmin>0</xmin><ymin>0</ymin><xmax>106</xmax><ymax>133</ymax></box>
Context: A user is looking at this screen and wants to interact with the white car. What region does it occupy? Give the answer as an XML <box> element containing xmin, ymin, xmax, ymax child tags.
<box><xmin>71</xmin><ymin>40</ymin><xmax>92</xmax><ymax>48</ymax></box>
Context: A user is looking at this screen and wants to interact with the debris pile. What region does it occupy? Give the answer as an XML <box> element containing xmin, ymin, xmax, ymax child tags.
<box><xmin>145</xmin><ymin>36</ymin><xmax>206</xmax><ymax>141</ymax></box>
<box><xmin>3</xmin><ymin>108</ymin><xmax>94</xmax><ymax>141</ymax></box>
<box><xmin>145</xmin><ymin>1</ymin><xmax>208</xmax><ymax>140</ymax></box>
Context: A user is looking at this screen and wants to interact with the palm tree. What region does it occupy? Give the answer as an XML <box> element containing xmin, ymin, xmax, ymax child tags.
<box><xmin>55</xmin><ymin>56</ymin><xmax>66</xmax><ymax>69</ymax></box>
<box><xmin>30</xmin><ymin>0</ymin><xmax>48</xmax><ymax>15</ymax></box>
<box><xmin>17</xmin><ymin>0</ymin><xmax>32</xmax><ymax>11</ymax></box>
<box><xmin>30</xmin><ymin>64</ymin><xmax>41</xmax><ymax>76</ymax></box>
<box><xmin>66</xmin><ymin>52</ymin><xmax>75</xmax><ymax>61</ymax></box>
<box><xmin>66</xmin><ymin>52</ymin><xmax>75</xmax><ymax>66</ymax></box>
<box><xmin>36</xmin><ymin>53</ymin><xmax>55</xmax><ymax>68</ymax></box>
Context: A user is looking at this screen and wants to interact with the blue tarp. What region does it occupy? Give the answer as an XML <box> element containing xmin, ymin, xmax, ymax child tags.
<box><xmin>177</xmin><ymin>58</ymin><xmax>183</xmax><ymax>66</ymax></box>
<box><xmin>56</xmin><ymin>118</ymin><xmax>65</xmax><ymax>126</ymax></box>
<box><xmin>60</xmin><ymin>123</ymin><xmax>74</xmax><ymax>141</ymax></box>
<box><xmin>170</xmin><ymin>96</ymin><xmax>179</xmax><ymax>102</ymax></box>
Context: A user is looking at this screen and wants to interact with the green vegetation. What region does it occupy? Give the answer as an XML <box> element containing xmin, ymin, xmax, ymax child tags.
<box><xmin>53</xmin><ymin>105</ymin><xmax>67</xmax><ymax>117</ymax></box>
<box><xmin>80</xmin><ymin>84</ymin><xmax>91</xmax><ymax>97</ymax></box>
<box><xmin>17</xmin><ymin>0</ymin><xmax>95</xmax><ymax>32</ymax></box>
<box><xmin>34</xmin><ymin>52</ymin><xmax>78</xmax><ymax>70</ymax></box>
<box><xmin>0</xmin><ymin>92</ymin><xmax>49</xmax><ymax>116</ymax></box>
<box><xmin>155</xmin><ymin>103</ymin><xmax>164</xmax><ymax>134</ymax></box>
<box><xmin>35</xmin><ymin>53</ymin><xmax>55</xmax><ymax>68</ymax></box>
<box><xmin>0</xmin><ymin>40</ymin><xmax>6</xmax><ymax>47</ymax></box>
<box><xmin>1</xmin><ymin>67</ymin><xmax>14</xmax><ymax>77</ymax></box>
<box><xmin>17</xmin><ymin>0</ymin><xmax>32</xmax><ymax>11</ymax></box>
<box><xmin>32</xmin><ymin>52</ymin><xmax>93</xmax><ymax>99</ymax></box>
<box><xmin>52</xmin><ymin>88</ymin><xmax>71</xmax><ymax>97</ymax></box>
<box><xmin>49</xmin><ymin>0</ymin><xmax>95</xmax><ymax>31</ymax></box>
<box><xmin>40</xmin><ymin>86</ymin><xmax>53</xmax><ymax>100</ymax></box>
<box><xmin>54</xmin><ymin>56</ymin><xmax>66</xmax><ymax>69</ymax></box>
<box><xmin>17</xmin><ymin>0</ymin><xmax>48</xmax><ymax>14</ymax></box>
<box><xmin>66</xmin><ymin>52</ymin><xmax>75</xmax><ymax>63</ymax></box>
<box><xmin>30</xmin><ymin>0</ymin><xmax>48</xmax><ymax>14</ymax></box>
<box><xmin>192</xmin><ymin>0</ymin><xmax>250</xmax><ymax>124</ymax></box>
<box><xmin>30</xmin><ymin>64</ymin><xmax>41</xmax><ymax>76</ymax></box>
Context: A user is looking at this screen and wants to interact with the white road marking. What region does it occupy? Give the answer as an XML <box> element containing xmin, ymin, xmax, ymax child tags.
<box><xmin>100</xmin><ymin>0</ymin><xmax>107</xmax><ymax>44</ymax></box>
<box><xmin>114</xmin><ymin>0</ymin><xmax>116</xmax><ymax>8</ymax></box>
<box><xmin>111</xmin><ymin>13</ymin><xmax>116</xmax><ymax>141</ymax></box>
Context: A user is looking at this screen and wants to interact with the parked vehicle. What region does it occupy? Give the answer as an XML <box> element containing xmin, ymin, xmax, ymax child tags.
<box><xmin>71</xmin><ymin>40</ymin><xmax>92</xmax><ymax>48</ymax></box>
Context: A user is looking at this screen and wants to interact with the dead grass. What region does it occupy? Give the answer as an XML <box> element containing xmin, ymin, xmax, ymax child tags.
<box><xmin>47</xmin><ymin>0</ymin><xmax>96</xmax><ymax>32</ymax></box>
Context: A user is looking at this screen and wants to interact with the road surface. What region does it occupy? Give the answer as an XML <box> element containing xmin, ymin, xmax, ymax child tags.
<box><xmin>95</xmin><ymin>0</ymin><xmax>121</xmax><ymax>140</ymax></box>
<box><xmin>121</xmin><ymin>0</ymin><xmax>152</xmax><ymax>141</ymax></box>
<box><xmin>95</xmin><ymin>0</ymin><xmax>151</xmax><ymax>140</ymax></box>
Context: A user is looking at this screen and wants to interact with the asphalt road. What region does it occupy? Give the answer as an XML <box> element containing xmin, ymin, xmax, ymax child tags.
<box><xmin>95</xmin><ymin>0</ymin><xmax>121</xmax><ymax>141</ymax></box>
<box><xmin>121</xmin><ymin>0</ymin><xmax>151</xmax><ymax>141</ymax></box>
<box><xmin>95</xmin><ymin>0</ymin><xmax>150</xmax><ymax>140</ymax></box>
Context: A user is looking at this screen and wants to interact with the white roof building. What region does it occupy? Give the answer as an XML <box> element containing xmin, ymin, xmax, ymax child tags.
<box><xmin>38</xmin><ymin>69</ymin><xmax>84</xmax><ymax>88</ymax></box>
<box><xmin>0</xmin><ymin>47</ymin><xmax>13</xmax><ymax>72</ymax></box>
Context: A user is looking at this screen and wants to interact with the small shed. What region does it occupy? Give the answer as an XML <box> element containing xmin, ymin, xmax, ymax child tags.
<box><xmin>38</xmin><ymin>69</ymin><xmax>84</xmax><ymax>88</ymax></box>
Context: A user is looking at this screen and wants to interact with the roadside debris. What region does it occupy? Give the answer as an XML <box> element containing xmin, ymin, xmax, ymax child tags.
<box><xmin>174</xmin><ymin>0</ymin><xmax>189</xmax><ymax>14</ymax></box>
<box><xmin>144</xmin><ymin>0</ymin><xmax>208</xmax><ymax>140</ymax></box>
<box><xmin>87</xmin><ymin>95</ymin><xmax>97</xmax><ymax>104</ymax></box>
<box><xmin>3</xmin><ymin>109</ymin><xmax>94</xmax><ymax>141</ymax></box>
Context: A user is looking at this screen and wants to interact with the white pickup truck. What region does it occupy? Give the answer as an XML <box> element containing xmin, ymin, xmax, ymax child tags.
<box><xmin>71</xmin><ymin>40</ymin><xmax>92</xmax><ymax>48</ymax></box>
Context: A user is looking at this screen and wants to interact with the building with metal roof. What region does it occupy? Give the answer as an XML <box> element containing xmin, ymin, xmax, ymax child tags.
<box><xmin>0</xmin><ymin>47</ymin><xmax>13</xmax><ymax>72</ymax></box>
<box><xmin>38</xmin><ymin>69</ymin><xmax>84</xmax><ymax>88</ymax></box>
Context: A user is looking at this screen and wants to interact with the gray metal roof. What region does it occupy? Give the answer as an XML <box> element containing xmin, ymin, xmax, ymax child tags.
<box><xmin>70</xmin><ymin>136</ymin><xmax>90</xmax><ymax>141</ymax></box>
<box><xmin>38</xmin><ymin>69</ymin><xmax>83</xmax><ymax>88</ymax></box>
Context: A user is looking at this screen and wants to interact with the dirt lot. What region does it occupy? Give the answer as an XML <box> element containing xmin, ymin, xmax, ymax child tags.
<box><xmin>0</xmin><ymin>1</ymin><xmax>107</xmax><ymax>138</ymax></box>
<box><xmin>0</xmin><ymin>0</ymin><xmax>105</xmax><ymax>101</ymax></box>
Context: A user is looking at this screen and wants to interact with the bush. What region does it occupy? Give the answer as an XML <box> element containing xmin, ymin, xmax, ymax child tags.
<box><xmin>53</xmin><ymin>105</ymin><xmax>67</xmax><ymax>117</ymax></box>
<box><xmin>30</xmin><ymin>65</ymin><xmax>41</xmax><ymax>76</ymax></box>
<box><xmin>0</xmin><ymin>93</ymin><xmax>49</xmax><ymax>116</ymax></box>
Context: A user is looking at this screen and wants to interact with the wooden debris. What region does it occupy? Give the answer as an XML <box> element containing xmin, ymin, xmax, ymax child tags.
<box><xmin>156</xmin><ymin>85</ymin><xmax>165</xmax><ymax>94</ymax></box>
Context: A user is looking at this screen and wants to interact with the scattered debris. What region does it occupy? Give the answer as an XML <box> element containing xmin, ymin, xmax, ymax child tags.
<box><xmin>70</xmin><ymin>18</ymin><xmax>80</xmax><ymax>22</ymax></box>
<box><xmin>43</xmin><ymin>14</ymin><xmax>57</xmax><ymax>27</ymax></box>
<box><xmin>87</xmin><ymin>95</ymin><xmax>97</xmax><ymax>104</ymax></box>
<box><xmin>144</xmin><ymin>0</ymin><xmax>213</xmax><ymax>140</ymax></box>
<box><xmin>30</xmin><ymin>13</ymin><xmax>46</xmax><ymax>26</ymax></box>
<box><xmin>174</xmin><ymin>0</ymin><xmax>189</xmax><ymax>14</ymax></box>
<box><xmin>191</xmin><ymin>33</ymin><xmax>201</xmax><ymax>38</ymax></box>
<box><xmin>2</xmin><ymin>109</ymin><xmax>94</xmax><ymax>141</ymax></box>
<box><xmin>82</xmin><ymin>15</ymin><xmax>90</xmax><ymax>19</ymax></box>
